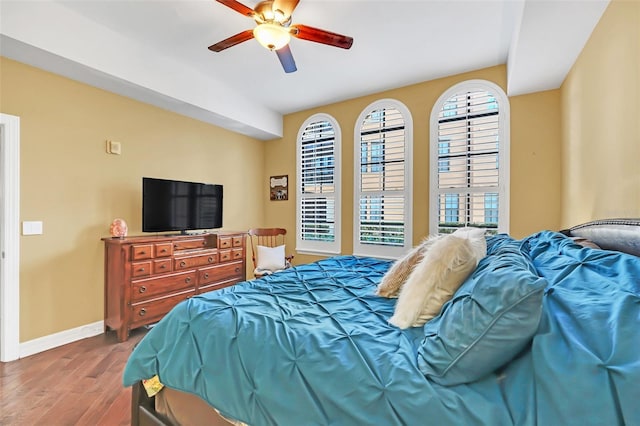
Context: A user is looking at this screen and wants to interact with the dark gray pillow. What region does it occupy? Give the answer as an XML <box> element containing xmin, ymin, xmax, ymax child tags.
<box><xmin>561</xmin><ymin>218</ymin><xmax>640</xmax><ymax>257</ymax></box>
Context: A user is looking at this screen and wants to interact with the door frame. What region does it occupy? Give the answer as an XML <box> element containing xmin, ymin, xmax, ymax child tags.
<box><xmin>1</xmin><ymin>113</ymin><xmax>20</xmax><ymax>362</ymax></box>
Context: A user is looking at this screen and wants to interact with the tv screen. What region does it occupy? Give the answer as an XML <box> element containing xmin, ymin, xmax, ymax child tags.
<box><xmin>142</xmin><ymin>177</ymin><xmax>223</xmax><ymax>233</ymax></box>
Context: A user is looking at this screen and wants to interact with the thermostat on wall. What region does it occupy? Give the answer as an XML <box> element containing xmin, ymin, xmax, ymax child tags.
<box><xmin>106</xmin><ymin>140</ymin><xmax>122</xmax><ymax>155</ymax></box>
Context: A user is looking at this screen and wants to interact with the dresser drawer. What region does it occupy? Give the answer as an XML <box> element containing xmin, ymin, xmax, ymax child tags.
<box><xmin>154</xmin><ymin>242</ymin><xmax>173</xmax><ymax>258</ymax></box>
<box><xmin>130</xmin><ymin>289</ymin><xmax>194</xmax><ymax>328</ymax></box>
<box><xmin>232</xmin><ymin>235</ymin><xmax>243</xmax><ymax>247</ymax></box>
<box><xmin>232</xmin><ymin>248</ymin><xmax>243</xmax><ymax>260</ymax></box>
<box><xmin>131</xmin><ymin>270</ymin><xmax>197</xmax><ymax>302</ymax></box>
<box><xmin>131</xmin><ymin>261</ymin><xmax>152</xmax><ymax>278</ymax></box>
<box><xmin>173</xmin><ymin>238</ymin><xmax>207</xmax><ymax>251</ymax></box>
<box><xmin>153</xmin><ymin>258</ymin><xmax>172</xmax><ymax>274</ymax></box>
<box><xmin>199</xmin><ymin>265</ymin><xmax>219</xmax><ymax>286</ymax></box>
<box><xmin>199</xmin><ymin>277</ymin><xmax>242</xmax><ymax>294</ymax></box>
<box><xmin>175</xmin><ymin>250</ymin><xmax>218</xmax><ymax>270</ymax></box>
<box><xmin>218</xmin><ymin>236</ymin><xmax>232</xmax><ymax>249</ymax></box>
<box><xmin>132</xmin><ymin>244</ymin><xmax>153</xmax><ymax>260</ymax></box>
<box><xmin>219</xmin><ymin>249</ymin><xmax>231</xmax><ymax>262</ymax></box>
<box><xmin>203</xmin><ymin>260</ymin><xmax>243</xmax><ymax>283</ymax></box>
<box><xmin>198</xmin><ymin>262</ymin><xmax>242</xmax><ymax>286</ymax></box>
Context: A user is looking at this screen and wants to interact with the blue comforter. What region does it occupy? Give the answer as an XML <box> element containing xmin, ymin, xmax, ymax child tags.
<box><xmin>123</xmin><ymin>231</ymin><xmax>640</xmax><ymax>425</ymax></box>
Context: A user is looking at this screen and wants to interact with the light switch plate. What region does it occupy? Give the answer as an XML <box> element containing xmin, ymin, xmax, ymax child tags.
<box><xmin>22</xmin><ymin>221</ymin><xmax>43</xmax><ymax>235</ymax></box>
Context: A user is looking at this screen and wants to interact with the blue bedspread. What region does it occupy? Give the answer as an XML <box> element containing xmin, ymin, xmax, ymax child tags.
<box><xmin>123</xmin><ymin>231</ymin><xmax>640</xmax><ymax>425</ymax></box>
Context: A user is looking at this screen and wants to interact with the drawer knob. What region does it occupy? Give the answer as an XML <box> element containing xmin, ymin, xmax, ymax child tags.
<box><xmin>180</xmin><ymin>261</ymin><xmax>186</xmax><ymax>267</ymax></box>
<box><xmin>139</xmin><ymin>286</ymin><xmax>147</xmax><ymax>293</ymax></box>
<box><xmin>137</xmin><ymin>267</ymin><xmax>145</xmax><ymax>273</ymax></box>
<box><xmin>139</xmin><ymin>250</ymin><xmax>146</xmax><ymax>255</ymax></box>
<box><xmin>235</xmin><ymin>267</ymin><xmax>240</xmax><ymax>273</ymax></box>
<box><xmin>208</xmin><ymin>256</ymin><xmax>214</xmax><ymax>263</ymax></box>
<box><xmin>159</xmin><ymin>264</ymin><xmax>167</xmax><ymax>269</ymax></box>
<box><xmin>185</xmin><ymin>277</ymin><xmax>192</xmax><ymax>284</ymax></box>
<box><xmin>139</xmin><ymin>308</ymin><xmax>146</xmax><ymax>316</ymax></box>
<box><xmin>204</xmin><ymin>273</ymin><xmax>209</xmax><ymax>279</ymax></box>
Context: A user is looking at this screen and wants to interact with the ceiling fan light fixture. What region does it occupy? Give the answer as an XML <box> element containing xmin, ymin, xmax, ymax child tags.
<box><xmin>253</xmin><ymin>23</ymin><xmax>290</xmax><ymax>50</ymax></box>
<box><xmin>273</xmin><ymin>9</ymin><xmax>286</xmax><ymax>23</ymax></box>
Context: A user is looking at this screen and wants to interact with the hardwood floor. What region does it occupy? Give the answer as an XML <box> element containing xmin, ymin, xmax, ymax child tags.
<box><xmin>0</xmin><ymin>328</ymin><xmax>148</xmax><ymax>426</ymax></box>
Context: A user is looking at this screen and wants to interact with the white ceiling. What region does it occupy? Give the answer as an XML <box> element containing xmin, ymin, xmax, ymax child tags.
<box><xmin>0</xmin><ymin>0</ymin><xmax>609</xmax><ymax>140</ymax></box>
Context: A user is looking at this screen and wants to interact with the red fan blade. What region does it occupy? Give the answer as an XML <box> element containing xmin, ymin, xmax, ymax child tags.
<box><xmin>275</xmin><ymin>44</ymin><xmax>297</xmax><ymax>73</ymax></box>
<box><xmin>216</xmin><ymin>0</ymin><xmax>255</xmax><ymax>17</ymax></box>
<box><xmin>208</xmin><ymin>29</ymin><xmax>254</xmax><ymax>52</ymax></box>
<box><xmin>272</xmin><ymin>0</ymin><xmax>300</xmax><ymax>18</ymax></box>
<box><xmin>291</xmin><ymin>24</ymin><xmax>353</xmax><ymax>49</ymax></box>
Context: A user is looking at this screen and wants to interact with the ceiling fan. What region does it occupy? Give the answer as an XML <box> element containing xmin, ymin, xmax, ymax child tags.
<box><xmin>208</xmin><ymin>0</ymin><xmax>354</xmax><ymax>73</ymax></box>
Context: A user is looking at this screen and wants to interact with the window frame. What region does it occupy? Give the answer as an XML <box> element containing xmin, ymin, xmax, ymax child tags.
<box><xmin>296</xmin><ymin>113</ymin><xmax>342</xmax><ymax>255</ymax></box>
<box><xmin>353</xmin><ymin>99</ymin><xmax>413</xmax><ymax>259</ymax></box>
<box><xmin>429</xmin><ymin>80</ymin><xmax>510</xmax><ymax>235</ymax></box>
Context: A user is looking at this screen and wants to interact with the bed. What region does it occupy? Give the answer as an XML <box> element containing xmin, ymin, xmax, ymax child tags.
<box><xmin>123</xmin><ymin>219</ymin><xmax>640</xmax><ymax>425</ymax></box>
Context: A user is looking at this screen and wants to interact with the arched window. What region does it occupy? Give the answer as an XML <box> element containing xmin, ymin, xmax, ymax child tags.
<box><xmin>429</xmin><ymin>80</ymin><xmax>510</xmax><ymax>234</ymax></box>
<box><xmin>354</xmin><ymin>99</ymin><xmax>413</xmax><ymax>259</ymax></box>
<box><xmin>296</xmin><ymin>114</ymin><xmax>341</xmax><ymax>254</ymax></box>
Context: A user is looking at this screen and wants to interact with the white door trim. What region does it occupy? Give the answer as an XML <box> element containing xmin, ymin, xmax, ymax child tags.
<box><xmin>1</xmin><ymin>113</ymin><xmax>20</xmax><ymax>362</ymax></box>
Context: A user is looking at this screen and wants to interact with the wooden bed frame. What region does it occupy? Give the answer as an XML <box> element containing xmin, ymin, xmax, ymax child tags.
<box><xmin>130</xmin><ymin>218</ymin><xmax>640</xmax><ymax>426</ymax></box>
<box><xmin>132</xmin><ymin>380</ymin><xmax>236</xmax><ymax>426</ymax></box>
<box><xmin>131</xmin><ymin>381</ymin><xmax>172</xmax><ymax>426</ymax></box>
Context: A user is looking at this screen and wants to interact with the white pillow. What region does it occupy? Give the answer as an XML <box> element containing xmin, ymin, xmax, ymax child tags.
<box><xmin>376</xmin><ymin>234</ymin><xmax>443</xmax><ymax>298</ymax></box>
<box><xmin>450</xmin><ymin>227</ymin><xmax>487</xmax><ymax>260</ymax></box>
<box><xmin>256</xmin><ymin>245</ymin><xmax>286</xmax><ymax>272</ymax></box>
<box><xmin>389</xmin><ymin>228</ymin><xmax>486</xmax><ymax>329</ymax></box>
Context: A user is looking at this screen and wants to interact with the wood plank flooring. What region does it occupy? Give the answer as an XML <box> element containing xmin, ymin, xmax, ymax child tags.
<box><xmin>0</xmin><ymin>328</ymin><xmax>147</xmax><ymax>426</ymax></box>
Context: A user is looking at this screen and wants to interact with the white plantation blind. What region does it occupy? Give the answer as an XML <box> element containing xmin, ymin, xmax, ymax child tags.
<box><xmin>297</xmin><ymin>114</ymin><xmax>341</xmax><ymax>254</ymax></box>
<box><xmin>430</xmin><ymin>81</ymin><xmax>510</xmax><ymax>235</ymax></box>
<box><xmin>354</xmin><ymin>100</ymin><xmax>413</xmax><ymax>258</ymax></box>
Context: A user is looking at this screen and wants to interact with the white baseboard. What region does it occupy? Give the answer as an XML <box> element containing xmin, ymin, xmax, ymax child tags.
<box><xmin>19</xmin><ymin>320</ymin><xmax>104</xmax><ymax>359</ymax></box>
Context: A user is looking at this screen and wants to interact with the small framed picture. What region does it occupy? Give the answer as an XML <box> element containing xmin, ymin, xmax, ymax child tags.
<box><xmin>270</xmin><ymin>175</ymin><xmax>288</xmax><ymax>201</ymax></box>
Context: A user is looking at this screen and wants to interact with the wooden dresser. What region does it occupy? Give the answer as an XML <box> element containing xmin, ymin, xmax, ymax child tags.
<box><xmin>103</xmin><ymin>232</ymin><xmax>245</xmax><ymax>342</ymax></box>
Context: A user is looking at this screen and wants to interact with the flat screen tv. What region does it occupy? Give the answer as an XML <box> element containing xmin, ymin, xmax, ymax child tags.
<box><xmin>142</xmin><ymin>177</ymin><xmax>223</xmax><ymax>233</ymax></box>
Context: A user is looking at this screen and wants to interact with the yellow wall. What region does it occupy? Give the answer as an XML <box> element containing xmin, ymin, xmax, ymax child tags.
<box><xmin>560</xmin><ymin>0</ymin><xmax>640</xmax><ymax>226</ymax></box>
<box><xmin>264</xmin><ymin>65</ymin><xmax>563</xmax><ymax>265</ymax></box>
<box><xmin>0</xmin><ymin>57</ymin><xmax>265</xmax><ymax>342</ymax></box>
<box><xmin>510</xmin><ymin>89</ymin><xmax>563</xmax><ymax>237</ymax></box>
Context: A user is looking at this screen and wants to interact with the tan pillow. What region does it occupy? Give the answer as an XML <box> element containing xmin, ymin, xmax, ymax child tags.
<box><xmin>376</xmin><ymin>235</ymin><xmax>443</xmax><ymax>298</ymax></box>
<box><xmin>389</xmin><ymin>228</ymin><xmax>486</xmax><ymax>329</ymax></box>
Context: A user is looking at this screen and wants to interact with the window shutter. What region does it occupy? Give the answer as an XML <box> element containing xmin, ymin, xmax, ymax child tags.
<box><xmin>355</xmin><ymin>101</ymin><xmax>412</xmax><ymax>258</ymax></box>
<box><xmin>431</xmin><ymin>82</ymin><xmax>509</xmax><ymax>235</ymax></box>
<box><xmin>297</xmin><ymin>115</ymin><xmax>341</xmax><ymax>254</ymax></box>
